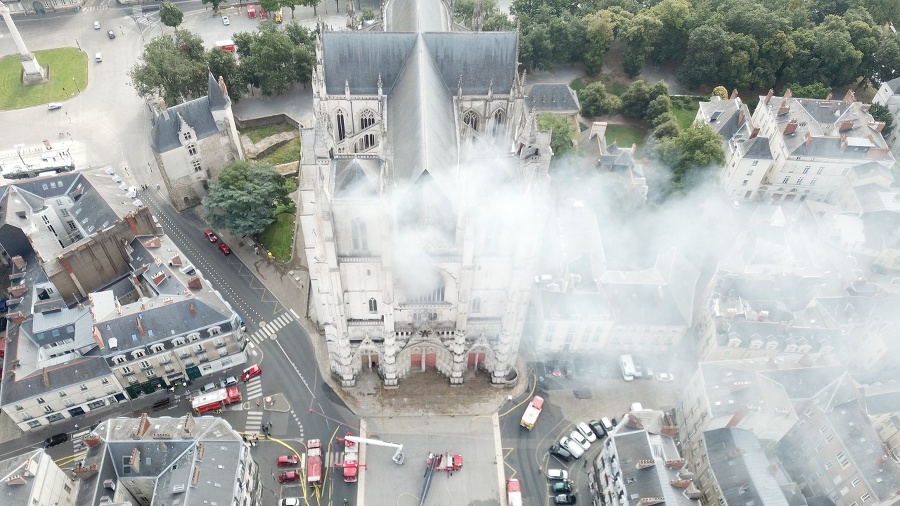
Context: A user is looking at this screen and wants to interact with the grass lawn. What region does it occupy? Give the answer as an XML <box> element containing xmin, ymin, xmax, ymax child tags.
<box><xmin>258</xmin><ymin>213</ymin><xmax>295</xmax><ymax>261</ymax></box>
<box><xmin>260</xmin><ymin>137</ymin><xmax>301</xmax><ymax>166</ymax></box>
<box><xmin>239</xmin><ymin>122</ymin><xmax>295</xmax><ymax>143</ymax></box>
<box><xmin>604</xmin><ymin>124</ymin><xmax>647</xmax><ymax>152</ymax></box>
<box><xmin>673</xmin><ymin>106</ymin><xmax>697</xmax><ymax>130</ymax></box>
<box><xmin>0</xmin><ymin>48</ymin><xmax>87</xmax><ymax>110</ymax></box>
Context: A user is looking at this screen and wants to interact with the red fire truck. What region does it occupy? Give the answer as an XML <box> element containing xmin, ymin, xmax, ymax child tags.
<box><xmin>307</xmin><ymin>439</ymin><xmax>323</xmax><ymax>487</ymax></box>
<box><xmin>191</xmin><ymin>386</ymin><xmax>241</xmax><ymax>414</ymax></box>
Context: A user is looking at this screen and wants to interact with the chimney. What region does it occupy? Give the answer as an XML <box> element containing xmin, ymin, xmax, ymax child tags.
<box><xmin>5</xmin><ymin>474</ymin><xmax>26</xmax><ymax>486</ymax></box>
<box><xmin>841</xmin><ymin>133</ymin><xmax>848</xmax><ymax>151</ymax></box>
<box><xmin>805</xmin><ymin>131</ymin><xmax>813</xmax><ymax>147</ymax></box>
<box><xmin>157</xmin><ymin>98</ymin><xmax>167</xmax><ymax>112</ymax></box>
<box><xmin>783</xmin><ymin>88</ymin><xmax>793</xmax><ymax>100</ymax></box>
<box><xmin>665</xmin><ymin>459</ymin><xmax>686</xmax><ymax>469</ymax></box>
<box><xmin>636</xmin><ymin>459</ymin><xmax>656</xmax><ymax>469</ymax></box>
<box><xmin>129</xmin><ymin>447</ymin><xmax>141</xmax><ymax>473</ymax></box>
<box><xmin>125</xmin><ymin>214</ymin><xmax>140</xmax><ymax>236</ymax></box>
<box><xmin>874</xmin><ymin>121</ymin><xmax>885</xmax><ymax>132</ymax></box>
<box><xmin>670</xmin><ymin>479</ymin><xmax>692</xmax><ymax>489</ymax></box>
<box><xmin>84</xmin><ymin>433</ymin><xmax>102</xmax><ymax>448</ymax></box>
<box><xmin>8</xmin><ymin>311</ymin><xmax>27</xmax><ymax>325</ymax></box>
<box><xmin>730</xmin><ymin>89</ymin><xmax>739</xmax><ymax>100</ymax></box>
<box><xmin>170</xmin><ymin>255</ymin><xmax>183</xmax><ymax>267</ymax></box>
<box><xmin>133</xmin><ymin>413</ymin><xmax>151</xmax><ymax>439</ymax></box>
<box><xmin>143</xmin><ymin>237</ymin><xmax>161</xmax><ymax>248</ymax></box>
<box><xmin>8</xmin><ymin>284</ymin><xmax>27</xmax><ymax>298</ymax></box>
<box><xmin>184</xmin><ymin>413</ymin><xmax>195</xmax><ymax>434</ymax></box>
<box><xmin>661</xmin><ymin>425</ymin><xmax>679</xmax><ymax>437</ymax></box>
<box><xmin>737</xmin><ymin>110</ymin><xmax>745</xmax><ymax>126</ymax></box>
<box><xmin>135</xmin><ymin>318</ymin><xmax>144</xmax><ymax>336</ymax></box>
<box><xmin>72</xmin><ymin>462</ymin><xmax>100</xmax><ymax>479</ymax></box>
<box><xmin>843</xmin><ymin>89</ymin><xmax>856</xmax><ymax>104</ymax></box>
<box><xmin>839</xmin><ymin>120</ymin><xmax>855</xmax><ymax>132</ymax></box>
<box><xmin>41</xmin><ymin>368</ymin><xmax>49</xmax><ymax>388</ymax></box>
<box><xmin>825</xmin><ymin>92</ymin><xmax>833</xmax><ymax>101</ymax></box>
<box><xmin>765</xmin><ymin>89</ymin><xmax>774</xmax><ymax>105</ymax></box>
<box><xmin>189</xmin><ymin>304</ymin><xmax>196</xmax><ymax>317</ymax></box>
<box><xmin>749</xmin><ymin>127</ymin><xmax>759</xmax><ymax>139</ymax></box>
<box><xmin>783</xmin><ymin>119</ymin><xmax>799</xmax><ymax>135</ymax></box>
<box><xmin>187</xmin><ymin>277</ymin><xmax>203</xmax><ymax>290</ymax></box>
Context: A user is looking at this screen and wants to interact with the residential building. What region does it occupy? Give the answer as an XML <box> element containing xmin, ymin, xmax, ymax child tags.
<box><xmin>872</xmin><ymin>77</ymin><xmax>900</xmax><ymax>158</ymax></box>
<box><xmin>600</xmin><ymin>248</ymin><xmax>700</xmax><ymax>354</ymax></box>
<box><xmin>71</xmin><ymin>413</ymin><xmax>261</xmax><ymax>506</ymax></box>
<box><xmin>298</xmin><ymin>0</ymin><xmax>551</xmax><ymax>387</ymax></box>
<box><xmin>699</xmin><ymin>90</ymin><xmax>895</xmax><ymax>203</ymax></box>
<box><xmin>0</xmin><ymin>449</ymin><xmax>79</xmax><ymax>506</ymax></box>
<box><xmin>590</xmin><ymin>408</ymin><xmax>700</xmax><ymax>506</ymax></box>
<box><xmin>526</xmin><ymin>83</ymin><xmax>580</xmax><ymax>118</ymax></box>
<box><xmin>862</xmin><ymin>383</ymin><xmax>900</xmax><ymax>458</ymax></box>
<box><xmin>150</xmin><ymin>73</ymin><xmax>243</xmax><ymax>212</ymax></box>
<box><xmin>584</xmin><ymin>121</ymin><xmax>648</xmax><ymax>203</ymax></box>
<box><xmin>696</xmin><ymin>428</ymin><xmax>805</xmax><ymax>506</ymax></box>
<box><xmin>778</xmin><ymin>378</ymin><xmax>900</xmax><ymax>506</ymax></box>
<box><xmin>677</xmin><ymin>358</ymin><xmax>846</xmax><ymax>474</ymax></box>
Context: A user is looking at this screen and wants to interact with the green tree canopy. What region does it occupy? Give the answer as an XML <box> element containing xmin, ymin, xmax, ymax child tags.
<box><xmin>236</xmin><ymin>25</ymin><xmax>314</xmax><ymax>95</ymax></box>
<box><xmin>583</xmin><ymin>10</ymin><xmax>615</xmax><ymax>75</ymax></box>
<box><xmin>620</xmin><ymin>79</ymin><xmax>652</xmax><ymax>118</ymax></box>
<box><xmin>206</xmin><ymin>48</ymin><xmax>243</xmax><ymax>102</ymax></box>
<box><xmin>159</xmin><ymin>2</ymin><xmax>184</xmax><ymax>30</ymax></box>
<box><xmin>653</xmin><ymin>123</ymin><xmax>725</xmax><ymax>191</ymax></box>
<box><xmin>201</xmin><ymin>0</ymin><xmax>228</xmax><ymax>13</ymax></box>
<box><xmin>578</xmin><ymin>81</ymin><xmax>622</xmax><ymax>116</ymax></box>
<box><xmin>869</xmin><ymin>102</ymin><xmax>895</xmax><ymax>136</ymax></box>
<box><xmin>644</xmin><ymin>94</ymin><xmax>673</xmax><ymax>124</ymax></box>
<box><xmin>202</xmin><ymin>161</ymin><xmax>291</xmax><ymax>236</ymax></box>
<box><xmin>785</xmin><ymin>82</ymin><xmax>832</xmax><ymax>99</ymax></box>
<box><xmin>260</xmin><ymin>0</ymin><xmax>281</xmax><ymax>15</ymax></box>
<box><xmin>129</xmin><ymin>31</ymin><xmax>209</xmax><ymax>105</ymax></box>
<box><xmin>537</xmin><ymin>113</ymin><xmax>579</xmax><ymax>158</ymax></box>
<box><xmin>712</xmin><ymin>86</ymin><xmax>728</xmax><ymax>99</ymax></box>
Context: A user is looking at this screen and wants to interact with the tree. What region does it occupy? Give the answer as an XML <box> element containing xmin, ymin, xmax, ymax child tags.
<box><xmin>283</xmin><ymin>21</ymin><xmax>316</xmax><ymax>51</ymax></box>
<box><xmin>651</xmin><ymin>118</ymin><xmax>681</xmax><ymax>139</ymax></box>
<box><xmin>649</xmin><ymin>80</ymin><xmax>669</xmax><ymax>101</ymax></box>
<box><xmin>653</xmin><ymin>123</ymin><xmax>725</xmax><ymax>191</ymax></box>
<box><xmin>159</xmin><ymin>2</ymin><xmax>184</xmax><ymax>31</ymax></box>
<box><xmin>260</xmin><ymin>0</ymin><xmax>281</xmax><ymax>16</ymax></box>
<box><xmin>206</xmin><ymin>48</ymin><xmax>243</xmax><ymax>102</ymax></box>
<box><xmin>537</xmin><ymin>113</ymin><xmax>579</xmax><ymax>158</ymax></box>
<box><xmin>360</xmin><ymin>7</ymin><xmax>376</xmax><ymax>22</ymax></box>
<box><xmin>651</xmin><ymin>111</ymin><xmax>677</xmax><ymax>128</ymax></box>
<box><xmin>873</xmin><ymin>34</ymin><xmax>900</xmax><ymax>85</ymax></box>
<box><xmin>203</xmin><ymin>161</ymin><xmax>291</xmax><ymax>236</ymax></box>
<box><xmin>869</xmin><ymin>102</ymin><xmax>895</xmax><ymax>136</ymax></box>
<box><xmin>647</xmin><ymin>0</ymin><xmax>690</xmax><ymax>64</ymax></box>
<box><xmin>620</xmin><ymin>12</ymin><xmax>663</xmax><ymax>77</ymax></box>
<box><xmin>201</xmin><ymin>0</ymin><xmax>228</xmax><ymax>13</ymax></box>
<box><xmin>579</xmin><ymin>82</ymin><xmax>621</xmax><ymax>116</ymax></box>
<box><xmin>712</xmin><ymin>86</ymin><xmax>728</xmax><ymax>99</ymax></box>
<box><xmin>583</xmin><ymin>10</ymin><xmax>615</xmax><ymax>75</ymax></box>
<box><xmin>129</xmin><ymin>31</ymin><xmax>208</xmax><ymax>105</ymax></box>
<box><xmin>237</xmin><ymin>27</ymin><xmax>313</xmax><ymax>95</ymax></box>
<box><xmin>785</xmin><ymin>82</ymin><xmax>832</xmax><ymax>98</ymax></box>
<box><xmin>281</xmin><ymin>0</ymin><xmax>303</xmax><ymax>18</ymax></box>
<box><xmin>677</xmin><ymin>24</ymin><xmax>729</xmax><ymax>88</ymax></box>
<box><xmin>620</xmin><ymin>79</ymin><xmax>651</xmax><ymax>119</ymax></box>
<box><xmin>644</xmin><ymin>94</ymin><xmax>672</xmax><ymax>124</ymax></box>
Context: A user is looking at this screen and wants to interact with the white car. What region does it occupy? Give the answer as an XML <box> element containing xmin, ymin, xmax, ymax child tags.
<box><xmin>93</xmin><ymin>21</ymin><xmax>100</xmax><ymax>29</ymax></box>
<box><xmin>48</xmin><ymin>102</ymin><xmax>62</xmax><ymax>110</ymax></box>
<box><xmin>222</xmin><ymin>15</ymin><xmax>230</xmax><ymax>25</ymax></box>
<box><xmin>657</xmin><ymin>372</ymin><xmax>674</xmax><ymax>382</ymax></box>
<box><xmin>569</xmin><ymin>429</ymin><xmax>591</xmax><ymax>450</ymax></box>
<box><xmin>577</xmin><ymin>421</ymin><xmax>597</xmax><ymax>443</ymax></box>
<box><xmin>546</xmin><ymin>469</ymin><xmax>569</xmax><ymax>481</ymax></box>
<box><xmin>559</xmin><ymin>436</ymin><xmax>584</xmax><ymax>458</ymax></box>
<box><xmin>200</xmin><ymin>382</ymin><xmax>216</xmax><ymax>393</ymax></box>
<box><xmin>279</xmin><ymin>499</ymin><xmax>301</xmax><ymax>506</ymax></box>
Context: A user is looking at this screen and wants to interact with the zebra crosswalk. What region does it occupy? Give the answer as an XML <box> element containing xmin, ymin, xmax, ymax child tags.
<box><xmin>247</xmin><ymin>312</ymin><xmax>295</xmax><ymax>345</ymax></box>
<box><xmin>244</xmin><ymin>410</ymin><xmax>263</xmax><ymax>435</ymax></box>
<box><xmin>296</xmin><ymin>450</ymin><xmax>346</xmax><ymax>471</ymax></box>
<box><xmin>244</xmin><ymin>377</ymin><xmax>263</xmax><ymax>400</ymax></box>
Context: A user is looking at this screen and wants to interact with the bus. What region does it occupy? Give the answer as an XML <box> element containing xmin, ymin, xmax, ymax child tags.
<box><xmin>619</xmin><ymin>354</ymin><xmax>635</xmax><ymax>381</ymax></box>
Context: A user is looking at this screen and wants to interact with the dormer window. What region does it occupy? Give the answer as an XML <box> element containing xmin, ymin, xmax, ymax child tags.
<box><xmin>182</xmin><ymin>131</ymin><xmax>193</xmax><ymax>141</ymax></box>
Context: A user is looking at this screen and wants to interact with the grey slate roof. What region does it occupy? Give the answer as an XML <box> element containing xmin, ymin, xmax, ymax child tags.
<box><xmin>704</xmin><ymin>428</ymin><xmax>792</xmax><ymax>506</ymax></box>
<box><xmin>0</xmin><ymin>450</ymin><xmax>45</xmax><ymax>505</ymax></box>
<box><xmin>207</xmin><ymin>72</ymin><xmax>228</xmax><ymax>111</ymax></box>
<box><xmin>527</xmin><ymin>83</ymin><xmax>580</xmax><ymax>113</ymax></box>
<box><xmin>150</xmin><ymin>98</ymin><xmax>219</xmax><ymax>153</ymax></box>
<box><xmin>865</xmin><ymin>389</ymin><xmax>900</xmax><ymax>415</ymax></box>
<box><xmin>424</xmin><ymin>32</ymin><xmax>518</xmax><ymax>95</ymax></box>
<box><xmin>882</xmin><ymin>77</ymin><xmax>900</xmax><ymax>94</ymax></box>
<box><xmin>322</xmin><ymin>32</ymin><xmax>417</xmax><ymax>95</ymax></box>
<box><xmin>387</xmin><ymin>34</ymin><xmax>459</xmax><ymax>196</ymax></box>
<box><xmin>385</xmin><ymin>0</ymin><xmax>451</xmax><ymax>32</ymax></box>
<box><xmin>743</xmin><ymin>136</ymin><xmax>774</xmax><ymax>159</ymax></box>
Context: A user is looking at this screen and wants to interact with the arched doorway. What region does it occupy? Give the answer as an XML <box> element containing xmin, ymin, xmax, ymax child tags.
<box><xmin>32</xmin><ymin>2</ymin><xmax>46</xmax><ymax>14</ymax></box>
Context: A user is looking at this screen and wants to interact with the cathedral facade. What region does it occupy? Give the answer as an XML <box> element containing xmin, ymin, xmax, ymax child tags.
<box><xmin>298</xmin><ymin>0</ymin><xmax>552</xmax><ymax>387</ymax></box>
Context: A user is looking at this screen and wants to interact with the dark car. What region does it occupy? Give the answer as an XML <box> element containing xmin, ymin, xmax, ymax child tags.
<box><xmin>588</xmin><ymin>420</ymin><xmax>606</xmax><ymax>439</ymax></box>
<box><xmin>107</xmin><ymin>30</ymin><xmax>115</xmax><ymax>39</ymax></box>
<box><xmin>552</xmin><ymin>481</ymin><xmax>574</xmax><ymax>494</ymax></box>
<box><xmin>44</xmin><ymin>432</ymin><xmax>69</xmax><ymax>448</ymax></box>
<box><xmin>549</xmin><ymin>444</ymin><xmax>573</xmax><ymax>462</ymax></box>
<box><xmin>562</xmin><ymin>361</ymin><xmax>574</xmax><ymax>378</ymax></box>
<box><xmin>555</xmin><ymin>493</ymin><xmax>577</xmax><ymax>504</ymax></box>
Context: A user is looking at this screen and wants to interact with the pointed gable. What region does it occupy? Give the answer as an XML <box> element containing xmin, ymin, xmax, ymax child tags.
<box><xmin>335</xmin><ymin>158</ymin><xmax>380</xmax><ymax>198</ymax></box>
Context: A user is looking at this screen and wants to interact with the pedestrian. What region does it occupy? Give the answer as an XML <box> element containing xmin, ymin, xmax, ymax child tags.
<box><xmin>256</xmin><ymin>400</ymin><xmax>260</xmax><ymax>407</ymax></box>
<box><xmin>74</xmin><ymin>424</ymin><xmax>78</xmax><ymax>430</ymax></box>
<box><xmin>155</xmin><ymin>183</ymin><xmax>160</xmax><ymax>190</ymax></box>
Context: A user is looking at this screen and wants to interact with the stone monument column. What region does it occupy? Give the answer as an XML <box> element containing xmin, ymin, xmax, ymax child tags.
<box><xmin>0</xmin><ymin>1</ymin><xmax>47</xmax><ymax>83</ymax></box>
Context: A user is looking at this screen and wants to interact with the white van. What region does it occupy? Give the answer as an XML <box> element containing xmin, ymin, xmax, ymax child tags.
<box><xmin>619</xmin><ymin>354</ymin><xmax>635</xmax><ymax>381</ymax></box>
<box><xmin>546</xmin><ymin>469</ymin><xmax>569</xmax><ymax>481</ymax></box>
<box><xmin>95</xmin><ymin>52</ymin><xmax>103</xmax><ymax>62</ymax></box>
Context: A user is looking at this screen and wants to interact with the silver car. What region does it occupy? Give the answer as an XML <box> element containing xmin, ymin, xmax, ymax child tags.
<box><xmin>570</xmin><ymin>429</ymin><xmax>591</xmax><ymax>450</ymax></box>
<box><xmin>559</xmin><ymin>436</ymin><xmax>584</xmax><ymax>458</ymax></box>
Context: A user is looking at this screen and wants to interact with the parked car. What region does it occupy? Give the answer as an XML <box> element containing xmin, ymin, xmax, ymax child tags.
<box><xmin>44</xmin><ymin>433</ymin><xmax>69</xmax><ymax>448</ymax></box>
<box><xmin>600</xmin><ymin>417</ymin><xmax>615</xmax><ymax>433</ymax></box>
<box><xmin>645</xmin><ymin>366</ymin><xmax>655</xmax><ymax>379</ymax></box>
<box><xmin>279</xmin><ymin>499</ymin><xmax>301</xmax><ymax>506</ymax></box>
<box><xmin>576</xmin><ymin>422</ymin><xmax>597</xmax><ymax>442</ymax></box>
<box><xmin>93</xmin><ymin>21</ymin><xmax>100</xmax><ymax>29</ymax></box>
<box><xmin>48</xmin><ymin>102</ymin><xmax>62</xmax><ymax>111</ymax></box>
<box><xmin>220</xmin><ymin>376</ymin><xmax>239</xmax><ymax>388</ymax></box>
<box><xmin>569</xmin><ymin>430</ymin><xmax>591</xmax><ymax>450</ymax></box>
<box><xmin>546</xmin><ymin>469</ymin><xmax>569</xmax><ymax>481</ymax></box>
<box><xmin>562</xmin><ymin>361</ymin><xmax>574</xmax><ymax>378</ymax></box>
<box><xmin>222</xmin><ymin>15</ymin><xmax>230</xmax><ymax>25</ymax></box>
<box><xmin>107</xmin><ymin>30</ymin><xmax>115</xmax><ymax>39</ymax></box>
<box><xmin>549</xmin><ymin>444</ymin><xmax>573</xmax><ymax>462</ymax></box>
<box><xmin>559</xmin><ymin>437</ymin><xmax>584</xmax><ymax>458</ymax></box>
<box><xmin>241</xmin><ymin>364</ymin><xmax>262</xmax><ymax>381</ymax></box>
<box><xmin>630</xmin><ymin>402</ymin><xmax>644</xmax><ymax>412</ymax></box>
<box><xmin>204</xmin><ymin>229</ymin><xmax>218</xmax><ymax>242</ymax></box>
<box><xmin>200</xmin><ymin>382</ymin><xmax>216</xmax><ymax>393</ymax></box>
<box><xmin>278</xmin><ymin>470</ymin><xmax>300</xmax><ymax>483</ymax></box>
<box><xmin>549</xmin><ymin>360</ymin><xmax>562</xmax><ymax>377</ymax></box>
<box><xmin>657</xmin><ymin>372</ymin><xmax>674</xmax><ymax>382</ymax></box>
<box><xmin>588</xmin><ymin>420</ymin><xmax>606</xmax><ymax>439</ymax></box>
<box><xmin>552</xmin><ymin>481</ymin><xmax>574</xmax><ymax>494</ymax></box>
<box><xmin>218</xmin><ymin>242</ymin><xmax>232</xmax><ymax>255</ymax></box>
<box><xmin>555</xmin><ymin>494</ymin><xmax>577</xmax><ymax>504</ymax></box>
<box><xmin>277</xmin><ymin>454</ymin><xmax>299</xmax><ymax>467</ymax></box>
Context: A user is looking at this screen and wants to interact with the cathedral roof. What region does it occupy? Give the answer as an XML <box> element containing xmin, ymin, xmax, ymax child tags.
<box><xmin>385</xmin><ymin>0</ymin><xmax>451</xmax><ymax>32</ymax></box>
<box><xmin>423</xmin><ymin>32</ymin><xmax>518</xmax><ymax>95</ymax></box>
<box><xmin>322</xmin><ymin>32</ymin><xmax>417</xmax><ymax>96</ymax></box>
<box><xmin>387</xmin><ymin>34</ymin><xmax>458</xmax><ymax>197</ymax></box>
<box><xmin>334</xmin><ymin>158</ymin><xmax>381</xmax><ymax>198</ymax></box>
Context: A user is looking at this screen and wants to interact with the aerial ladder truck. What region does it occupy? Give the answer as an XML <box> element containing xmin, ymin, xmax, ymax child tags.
<box><xmin>336</xmin><ymin>433</ymin><xmax>405</xmax><ymax>482</ymax></box>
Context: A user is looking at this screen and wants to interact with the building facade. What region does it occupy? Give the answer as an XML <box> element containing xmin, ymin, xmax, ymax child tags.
<box><xmin>298</xmin><ymin>0</ymin><xmax>551</xmax><ymax>387</ymax></box>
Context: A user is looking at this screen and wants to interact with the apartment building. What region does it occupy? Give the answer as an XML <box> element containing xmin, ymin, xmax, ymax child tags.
<box><xmin>777</xmin><ymin>381</ymin><xmax>900</xmax><ymax>506</ymax></box>
<box><xmin>0</xmin><ymin>449</ymin><xmax>79</xmax><ymax>506</ymax></box>
<box><xmin>72</xmin><ymin>413</ymin><xmax>261</xmax><ymax>506</ymax></box>
<box><xmin>696</xmin><ymin>428</ymin><xmax>805</xmax><ymax>506</ymax></box>
<box><xmin>590</xmin><ymin>408</ymin><xmax>699</xmax><ymax>506</ymax></box>
<box><xmin>95</xmin><ymin>234</ymin><xmax>247</xmax><ymax>397</ymax></box>
<box><xmin>698</xmin><ymin>90</ymin><xmax>895</xmax><ymax>204</ymax></box>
